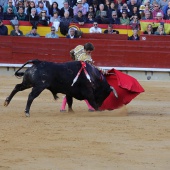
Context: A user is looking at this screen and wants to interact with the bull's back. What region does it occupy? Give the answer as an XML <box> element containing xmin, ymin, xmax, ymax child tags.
<box><xmin>24</xmin><ymin>61</ymin><xmax>83</xmax><ymax>86</ymax></box>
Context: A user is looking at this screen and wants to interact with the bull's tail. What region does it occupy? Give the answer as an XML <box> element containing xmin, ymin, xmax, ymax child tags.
<box><xmin>15</xmin><ymin>59</ymin><xmax>41</xmax><ymax>78</ymax></box>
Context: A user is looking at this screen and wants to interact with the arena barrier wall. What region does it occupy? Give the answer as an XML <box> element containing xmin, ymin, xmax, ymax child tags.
<box><xmin>0</xmin><ymin>36</ymin><xmax>170</xmax><ymax>68</ymax></box>
<box><xmin>1</xmin><ymin>35</ymin><xmax>170</xmax><ymax>81</ymax></box>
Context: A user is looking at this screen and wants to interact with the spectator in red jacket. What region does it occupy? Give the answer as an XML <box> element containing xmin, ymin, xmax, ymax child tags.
<box><xmin>152</xmin><ymin>3</ymin><xmax>164</xmax><ymax>19</ymax></box>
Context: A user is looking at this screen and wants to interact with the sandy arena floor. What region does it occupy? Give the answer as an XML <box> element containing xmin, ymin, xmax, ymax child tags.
<box><xmin>0</xmin><ymin>76</ymin><xmax>170</xmax><ymax>170</ymax></box>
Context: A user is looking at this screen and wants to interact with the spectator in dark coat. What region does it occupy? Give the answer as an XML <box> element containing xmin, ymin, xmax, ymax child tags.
<box><xmin>130</xmin><ymin>5</ymin><xmax>141</xmax><ymax>19</ymax></box>
<box><xmin>87</xmin><ymin>0</ymin><xmax>94</xmax><ymax>6</ymax></box>
<box><xmin>38</xmin><ymin>10</ymin><xmax>49</xmax><ymax>26</ymax></box>
<box><xmin>86</xmin><ymin>5</ymin><xmax>95</xmax><ymax>17</ymax></box>
<box><xmin>67</xmin><ymin>0</ymin><xmax>77</xmax><ymax>8</ymax></box>
<box><xmin>117</xmin><ymin>3</ymin><xmax>132</xmax><ymax>18</ymax></box>
<box><xmin>73</xmin><ymin>10</ymin><xmax>87</xmax><ymax>25</ymax></box>
<box><xmin>0</xmin><ymin>5</ymin><xmax>4</xmax><ymax>20</ymax></box>
<box><xmin>10</xmin><ymin>24</ymin><xmax>23</xmax><ymax>36</ymax></box>
<box><xmin>128</xmin><ymin>0</ymin><xmax>139</xmax><ymax>14</ymax></box>
<box><xmin>3</xmin><ymin>7</ymin><xmax>16</xmax><ymax>20</ymax></box>
<box><xmin>26</xmin><ymin>1</ymin><xmax>36</xmax><ymax>15</ymax></box>
<box><xmin>163</xmin><ymin>2</ymin><xmax>170</xmax><ymax>16</ymax></box>
<box><xmin>66</xmin><ymin>27</ymin><xmax>82</xmax><ymax>38</ymax></box>
<box><xmin>66</xmin><ymin>28</ymin><xmax>77</xmax><ymax>38</ymax></box>
<box><xmin>0</xmin><ymin>19</ymin><xmax>8</xmax><ymax>35</ymax></box>
<box><xmin>16</xmin><ymin>1</ymin><xmax>25</xmax><ymax>12</ymax></box>
<box><xmin>25</xmin><ymin>8</ymin><xmax>39</xmax><ymax>28</ymax></box>
<box><xmin>128</xmin><ymin>28</ymin><xmax>140</xmax><ymax>40</ymax></box>
<box><xmin>95</xmin><ymin>4</ymin><xmax>110</xmax><ymax>24</ymax></box>
<box><xmin>164</xmin><ymin>9</ymin><xmax>170</xmax><ymax>19</ymax></box>
<box><xmin>60</xmin><ymin>1</ymin><xmax>73</xmax><ymax>18</ymax></box>
<box><xmin>60</xmin><ymin>11</ymin><xmax>73</xmax><ymax>35</ymax></box>
<box><xmin>86</xmin><ymin>12</ymin><xmax>95</xmax><ymax>23</ymax></box>
<box><xmin>109</xmin><ymin>11</ymin><xmax>120</xmax><ymax>24</ymax></box>
<box><xmin>107</xmin><ymin>2</ymin><xmax>117</xmax><ymax>19</ymax></box>
<box><xmin>143</xmin><ymin>24</ymin><xmax>154</xmax><ymax>35</ymax></box>
<box><xmin>104</xmin><ymin>0</ymin><xmax>111</xmax><ymax>11</ymax></box>
<box><xmin>16</xmin><ymin>7</ymin><xmax>26</xmax><ymax>21</ymax></box>
<box><xmin>104</xmin><ymin>24</ymin><xmax>119</xmax><ymax>34</ymax></box>
<box><xmin>49</xmin><ymin>1</ymin><xmax>61</xmax><ymax>17</ymax></box>
<box><xmin>91</xmin><ymin>0</ymin><xmax>99</xmax><ymax>14</ymax></box>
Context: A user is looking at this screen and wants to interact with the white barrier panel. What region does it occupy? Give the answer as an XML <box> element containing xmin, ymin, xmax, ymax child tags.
<box><xmin>0</xmin><ymin>63</ymin><xmax>170</xmax><ymax>72</ymax></box>
<box><xmin>0</xmin><ymin>63</ymin><xmax>170</xmax><ymax>81</ymax></box>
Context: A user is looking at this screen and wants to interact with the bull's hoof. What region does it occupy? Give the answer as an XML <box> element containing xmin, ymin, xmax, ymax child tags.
<box><xmin>25</xmin><ymin>111</ymin><xmax>30</xmax><ymax>117</ymax></box>
<box><xmin>68</xmin><ymin>109</ymin><xmax>74</xmax><ymax>113</ymax></box>
<box><xmin>25</xmin><ymin>113</ymin><xmax>30</xmax><ymax>117</ymax></box>
<box><xmin>4</xmin><ymin>98</ymin><xmax>9</xmax><ymax>107</ymax></box>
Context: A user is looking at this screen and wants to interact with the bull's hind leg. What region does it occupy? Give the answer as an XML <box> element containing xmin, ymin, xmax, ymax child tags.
<box><xmin>66</xmin><ymin>96</ymin><xmax>74</xmax><ymax>112</ymax></box>
<box><xmin>25</xmin><ymin>86</ymin><xmax>45</xmax><ymax>117</ymax></box>
<box><xmin>4</xmin><ymin>83</ymin><xmax>30</xmax><ymax>107</ymax></box>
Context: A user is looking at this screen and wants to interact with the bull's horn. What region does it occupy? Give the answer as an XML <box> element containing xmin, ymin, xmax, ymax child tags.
<box><xmin>110</xmin><ymin>86</ymin><xmax>118</xmax><ymax>98</ymax></box>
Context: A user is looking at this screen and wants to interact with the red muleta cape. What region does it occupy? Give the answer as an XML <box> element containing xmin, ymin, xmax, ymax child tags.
<box><xmin>99</xmin><ymin>69</ymin><xmax>145</xmax><ymax>110</ymax></box>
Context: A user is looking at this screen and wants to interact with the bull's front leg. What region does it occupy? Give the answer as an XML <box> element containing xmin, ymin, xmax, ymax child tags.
<box><xmin>66</xmin><ymin>96</ymin><xmax>74</xmax><ymax>112</ymax></box>
<box><xmin>86</xmin><ymin>98</ymin><xmax>98</xmax><ymax>111</ymax></box>
<box><xmin>82</xmin><ymin>90</ymin><xmax>99</xmax><ymax>111</ymax></box>
<box><xmin>25</xmin><ymin>86</ymin><xmax>45</xmax><ymax>117</ymax></box>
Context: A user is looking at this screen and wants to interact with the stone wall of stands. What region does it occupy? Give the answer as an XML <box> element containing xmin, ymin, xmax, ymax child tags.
<box><xmin>0</xmin><ymin>35</ymin><xmax>170</xmax><ymax>68</ymax></box>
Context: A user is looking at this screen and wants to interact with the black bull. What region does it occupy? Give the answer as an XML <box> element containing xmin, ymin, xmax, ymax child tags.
<box><xmin>4</xmin><ymin>59</ymin><xmax>114</xmax><ymax>117</ymax></box>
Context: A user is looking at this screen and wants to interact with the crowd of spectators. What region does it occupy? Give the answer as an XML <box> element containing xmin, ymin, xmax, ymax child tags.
<box><xmin>0</xmin><ymin>0</ymin><xmax>170</xmax><ymax>39</ymax></box>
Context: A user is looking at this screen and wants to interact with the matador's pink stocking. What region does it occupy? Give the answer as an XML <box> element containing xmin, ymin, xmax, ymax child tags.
<box><xmin>60</xmin><ymin>96</ymin><xmax>67</xmax><ymax>111</ymax></box>
<box><xmin>84</xmin><ymin>100</ymin><xmax>95</xmax><ymax>111</ymax></box>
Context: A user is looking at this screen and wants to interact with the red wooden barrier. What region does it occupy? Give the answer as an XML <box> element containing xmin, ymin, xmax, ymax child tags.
<box><xmin>81</xmin><ymin>33</ymin><xmax>128</xmax><ymax>40</ymax></box>
<box><xmin>0</xmin><ymin>36</ymin><xmax>170</xmax><ymax>68</ymax></box>
<box><xmin>140</xmin><ymin>34</ymin><xmax>170</xmax><ymax>41</ymax></box>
